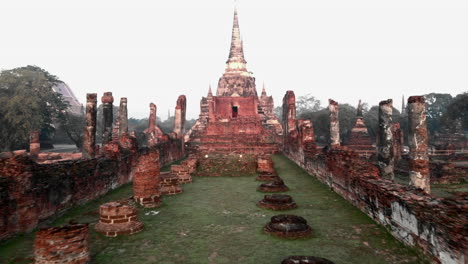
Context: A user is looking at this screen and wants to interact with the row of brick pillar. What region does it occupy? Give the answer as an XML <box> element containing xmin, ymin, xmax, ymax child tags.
<box><xmin>82</xmin><ymin>92</ymin><xmax>129</xmax><ymax>158</ymax></box>
<box><xmin>328</xmin><ymin>96</ymin><xmax>430</xmax><ymax>193</ymax></box>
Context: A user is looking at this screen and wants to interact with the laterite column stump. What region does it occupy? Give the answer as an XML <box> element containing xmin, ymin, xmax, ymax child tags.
<box><xmin>94</xmin><ymin>201</ymin><xmax>144</xmax><ymax>237</ymax></box>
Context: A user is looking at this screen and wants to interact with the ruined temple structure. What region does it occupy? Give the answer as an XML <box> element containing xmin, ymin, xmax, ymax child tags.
<box><xmin>144</xmin><ymin>103</ymin><xmax>164</xmax><ymax>147</ymax></box>
<box><xmin>407</xmin><ymin>96</ymin><xmax>430</xmax><ymax>193</ymax></box>
<box><xmin>186</xmin><ymin>8</ymin><xmax>282</xmax><ymax>154</ymax></box>
<box><xmin>282</xmin><ymin>91</ymin><xmax>318</xmax><ymax>166</ymax></box>
<box><xmin>377</xmin><ymin>99</ymin><xmax>394</xmax><ymax>180</ymax></box>
<box><xmin>83</xmin><ymin>93</ymin><xmax>97</xmax><ymax>158</ymax></box>
<box><xmin>328</xmin><ymin>99</ymin><xmax>340</xmax><ymax>147</ymax></box>
<box><xmin>342</xmin><ymin>100</ymin><xmax>375</xmax><ymax>158</ymax></box>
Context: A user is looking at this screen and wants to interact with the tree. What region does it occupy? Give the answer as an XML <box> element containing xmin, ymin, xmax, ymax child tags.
<box><xmin>0</xmin><ymin>66</ymin><xmax>68</xmax><ymax>151</ymax></box>
<box><xmin>273</xmin><ymin>106</ymin><xmax>283</xmax><ymax>123</ymax></box>
<box><xmin>440</xmin><ymin>92</ymin><xmax>468</xmax><ymax>132</ymax></box>
<box><xmin>424</xmin><ymin>93</ymin><xmax>453</xmax><ymax>133</ymax></box>
<box><xmin>59</xmin><ymin>112</ymin><xmax>85</xmax><ymax>149</ymax></box>
<box><xmin>296</xmin><ymin>94</ymin><xmax>322</xmax><ymax>116</ymax></box>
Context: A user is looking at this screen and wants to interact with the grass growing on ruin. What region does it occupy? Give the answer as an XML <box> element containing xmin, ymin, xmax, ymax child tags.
<box><xmin>0</xmin><ymin>155</ymin><xmax>429</xmax><ymax>264</ymax></box>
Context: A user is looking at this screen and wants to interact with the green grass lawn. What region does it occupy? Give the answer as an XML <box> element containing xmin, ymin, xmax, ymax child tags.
<box><xmin>0</xmin><ymin>154</ymin><xmax>429</xmax><ymax>264</ymax></box>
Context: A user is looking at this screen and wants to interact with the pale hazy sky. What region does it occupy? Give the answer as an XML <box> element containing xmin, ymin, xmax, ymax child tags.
<box><xmin>1</xmin><ymin>0</ymin><xmax>467</xmax><ymax>119</ymax></box>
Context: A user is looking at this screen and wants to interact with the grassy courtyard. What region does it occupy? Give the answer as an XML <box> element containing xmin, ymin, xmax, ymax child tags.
<box><xmin>0</xmin><ymin>154</ymin><xmax>429</xmax><ymax>264</ymax></box>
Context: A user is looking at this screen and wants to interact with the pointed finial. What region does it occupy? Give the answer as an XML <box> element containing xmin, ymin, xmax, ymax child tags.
<box><xmin>401</xmin><ymin>95</ymin><xmax>405</xmax><ymax>114</ymax></box>
<box><xmin>357</xmin><ymin>99</ymin><xmax>363</xmax><ymax>117</ymax></box>
<box><xmin>261</xmin><ymin>82</ymin><xmax>267</xmax><ymax>96</ymax></box>
<box><xmin>208</xmin><ymin>84</ymin><xmax>213</xmax><ymax>97</ymax></box>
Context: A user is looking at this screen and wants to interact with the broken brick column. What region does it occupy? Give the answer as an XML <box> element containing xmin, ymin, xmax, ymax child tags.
<box><xmin>408</xmin><ymin>96</ymin><xmax>430</xmax><ymax>193</ymax></box>
<box><xmin>377</xmin><ymin>99</ymin><xmax>394</xmax><ymax>180</ymax></box>
<box><xmin>119</xmin><ymin>97</ymin><xmax>128</xmax><ymax>135</ymax></box>
<box><xmin>34</xmin><ymin>224</ymin><xmax>90</xmax><ymax>264</ymax></box>
<box><xmin>328</xmin><ymin>99</ymin><xmax>340</xmax><ymax>147</ymax></box>
<box><xmin>392</xmin><ymin>123</ymin><xmax>404</xmax><ymax>161</ymax></box>
<box><xmin>299</xmin><ymin>119</ymin><xmax>317</xmax><ymax>158</ymax></box>
<box><xmin>94</xmin><ymin>202</ymin><xmax>144</xmax><ymax>237</ymax></box>
<box><xmin>282</xmin><ymin>91</ymin><xmax>296</xmax><ymax>136</ymax></box>
<box><xmin>101</xmin><ymin>92</ymin><xmax>114</xmax><ymax>144</ymax></box>
<box><xmin>173</xmin><ymin>95</ymin><xmax>187</xmax><ymax>138</ymax></box>
<box><xmin>145</xmin><ymin>103</ymin><xmax>164</xmax><ymax>147</ymax></box>
<box><xmin>82</xmin><ymin>93</ymin><xmax>97</xmax><ymax>159</ymax></box>
<box><xmin>133</xmin><ymin>148</ymin><xmax>162</xmax><ymax>207</ymax></box>
<box><xmin>29</xmin><ymin>131</ymin><xmax>40</xmax><ymax>160</ymax></box>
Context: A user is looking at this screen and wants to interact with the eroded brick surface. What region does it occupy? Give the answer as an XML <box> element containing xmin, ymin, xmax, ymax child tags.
<box><xmin>133</xmin><ymin>148</ymin><xmax>162</xmax><ymax>208</ymax></box>
<box><xmin>95</xmin><ymin>202</ymin><xmax>144</xmax><ymax>237</ymax></box>
<box><xmin>34</xmin><ymin>224</ymin><xmax>90</xmax><ymax>264</ymax></box>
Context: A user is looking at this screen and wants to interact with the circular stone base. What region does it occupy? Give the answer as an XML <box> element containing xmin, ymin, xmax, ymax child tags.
<box><xmin>161</xmin><ymin>186</ymin><xmax>183</xmax><ymax>195</ymax></box>
<box><xmin>258</xmin><ymin>194</ymin><xmax>297</xmax><ymax>210</ymax></box>
<box><xmin>178</xmin><ymin>176</ymin><xmax>192</xmax><ymax>184</ymax></box>
<box><xmin>264</xmin><ymin>215</ymin><xmax>312</xmax><ymax>239</ymax></box>
<box><xmin>258</xmin><ymin>180</ymin><xmax>289</xmax><ymax>193</ymax></box>
<box><xmin>281</xmin><ymin>256</ymin><xmax>335</xmax><ymax>264</ymax></box>
<box><xmin>95</xmin><ymin>221</ymin><xmax>144</xmax><ymax>237</ymax></box>
<box><xmin>256</xmin><ymin>173</ymin><xmax>280</xmax><ymax>182</ymax></box>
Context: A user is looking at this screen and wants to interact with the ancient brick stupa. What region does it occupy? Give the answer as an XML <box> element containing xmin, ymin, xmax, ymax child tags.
<box><xmin>186</xmin><ymin>7</ymin><xmax>282</xmax><ymax>154</ymax></box>
<box><xmin>342</xmin><ymin>100</ymin><xmax>375</xmax><ymax>157</ymax></box>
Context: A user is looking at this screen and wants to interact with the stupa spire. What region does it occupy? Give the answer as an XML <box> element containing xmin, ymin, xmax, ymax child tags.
<box><xmin>225</xmin><ymin>5</ymin><xmax>247</xmax><ymax>73</ymax></box>
<box><xmin>208</xmin><ymin>84</ymin><xmax>213</xmax><ymax>97</ymax></box>
<box><xmin>261</xmin><ymin>82</ymin><xmax>267</xmax><ymax>96</ymax></box>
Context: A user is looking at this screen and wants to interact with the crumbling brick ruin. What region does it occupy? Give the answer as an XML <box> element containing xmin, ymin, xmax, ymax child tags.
<box><xmin>0</xmin><ymin>93</ymin><xmax>187</xmax><ymax>241</ymax></box>
<box><xmin>34</xmin><ymin>224</ymin><xmax>90</xmax><ymax>264</ymax></box>
<box><xmin>29</xmin><ymin>131</ymin><xmax>40</xmax><ymax>160</ymax></box>
<box><xmin>133</xmin><ymin>148</ymin><xmax>162</xmax><ymax>208</ymax></box>
<box><xmin>186</xmin><ymin>9</ymin><xmax>282</xmax><ymax>155</ymax></box>
<box><xmin>281</xmin><ymin>91</ymin><xmax>467</xmax><ymax>263</ymax></box>
<box><xmin>101</xmin><ymin>92</ymin><xmax>114</xmax><ymax>144</ymax></box>
<box><xmin>83</xmin><ymin>93</ymin><xmax>97</xmax><ymax>158</ymax></box>
<box><xmin>377</xmin><ymin>99</ymin><xmax>395</xmax><ymax>180</ymax></box>
<box><xmin>94</xmin><ymin>201</ymin><xmax>144</xmax><ymax>237</ymax></box>
<box><xmin>407</xmin><ymin>96</ymin><xmax>430</xmax><ymax>193</ymax></box>
<box><xmin>342</xmin><ymin>100</ymin><xmax>374</xmax><ymax>158</ymax></box>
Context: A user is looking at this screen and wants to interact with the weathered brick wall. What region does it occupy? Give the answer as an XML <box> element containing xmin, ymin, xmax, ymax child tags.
<box><xmin>284</xmin><ymin>147</ymin><xmax>467</xmax><ymax>263</ymax></box>
<box><xmin>0</xmin><ymin>136</ymin><xmax>185</xmax><ymax>241</ymax></box>
<box><xmin>0</xmin><ymin>153</ymin><xmax>135</xmax><ymax>241</ymax></box>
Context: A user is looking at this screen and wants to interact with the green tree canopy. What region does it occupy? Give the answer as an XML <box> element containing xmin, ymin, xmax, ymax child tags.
<box><xmin>0</xmin><ymin>66</ymin><xmax>68</xmax><ymax>151</ymax></box>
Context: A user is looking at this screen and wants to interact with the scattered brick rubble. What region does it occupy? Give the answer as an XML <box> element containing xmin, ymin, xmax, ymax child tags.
<box><xmin>258</xmin><ymin>194</ymin><xmax>297</xmax><ymax>211</ymax></box>
<box><xmin>94</xmin><ymin>201</ymin><xmax>144</xmax><ymax>237</ymax></box>
<box><xmin>264</xmin><ymin>214</ymin><xmax>312</xmax><ymax>239</ymax></box>
<box><xmin>171</xmin><ymin>164</ymin><xmax>192</xmax><ymax>183</ymax></box>
<box><xmin>34</xmin><ymin>224</ymin><xmax>90</xmax><ymax>264</ymax></box>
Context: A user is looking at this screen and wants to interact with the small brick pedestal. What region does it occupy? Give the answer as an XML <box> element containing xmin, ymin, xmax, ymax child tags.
<box><xmin>256</xmin><ymin>170</ymin><xmax>280</xmax><ymax>181</ymax></box>
<box><xmin>160</xmin><ymin>172</ymin><xmax>183</xmax><ymax>195</ymax></box>
<box><xmin>258</xmin><ymin>194</ymin><xmax>297</xmax><ymax>210</ymax></box>
<box><xmin>94</xmin><ymin>202</ymin><xmax>144</xmax><ymax>237</ymax></box>
<box><xmin>34</xmin><ymin>224</ymin><xmax>90</xmax><ymax>264</ymax></box>
<box><xmin>258</xmin><ymin>179</ymin><xmax>289</xmax><ymax>192</ymax></box>
<box><xmin>171</xmin><ymin>165</ymin><xmax>192</xmax><ymax>183</ymax></box>
<box><xmin>264</xmin><ymin>214</ymin><xmax>312</xmax><ymax>239</ymax></box>
<box><xmin>282</xmin><ymin>256</ymin><xmax>335</xmax><ymax>264</ymax></box>
<box><xmin>181</xmin><ymin>156</ymin><xmax>198</xmax><ymax>173</ymax></box>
